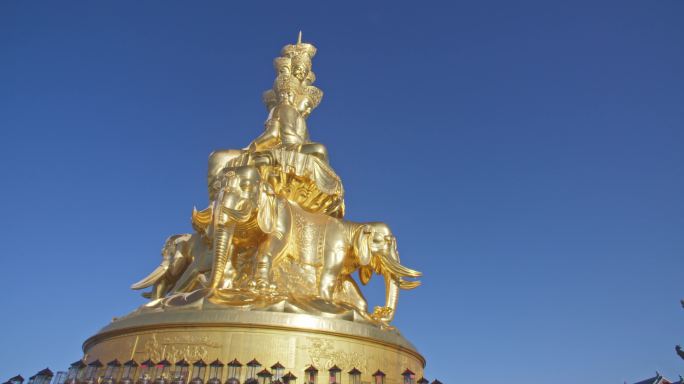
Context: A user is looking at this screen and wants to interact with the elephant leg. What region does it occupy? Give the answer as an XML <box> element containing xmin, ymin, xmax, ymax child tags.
<box><xmin>252</xmin><ymin>235</ymin><xmax>287</xmax><ymax>290</ymax></box>
<box><xmin>154</xmin><ymin>280</ymin><xmax>167</xmax><ymax>299</ymax></box>
<box><xmin>319</xmin><ymin>262</ymin><xmax>343</xmax><ymax>302</ymax></box>
<box><xmin>340</xmin><ymin>277</ymin><xmax>368</xmax><ymax>313</ymax></box>
<box><xmin>170</xmin><ymin>265</ymin><xmax>201</xmax><ymax>293</ymax></box>
<box><xmin>318</xmin><ymin>230</ymin><xmax>348</xmax><ymax>302</ymax></box>
<box><xmin>170</xmin><ymin>236</ymin><xmax>211</xmax><ymax>293</ymax></box>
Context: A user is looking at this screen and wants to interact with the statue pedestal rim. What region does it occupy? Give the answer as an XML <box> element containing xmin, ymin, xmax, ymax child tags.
<box><xmin>84</xmin><ymin>306</ymin><xmax>424</xmax><ymax>367</ymax></box>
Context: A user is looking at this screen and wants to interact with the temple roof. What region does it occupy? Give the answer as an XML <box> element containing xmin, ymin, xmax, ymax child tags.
<box><xmin>632</xmin><ymin>374</ymin><xmax>671</xmax><ymax>384</ymax></box>
<box><xmin>209</xmin><ymin>359</ymin><xmax>224</xmax><ymax>367</ymax></box>
<box><xmin>157</xmin><ymin>359</ymin><xmax>171</xmax><ymax>367</ymax></box>
<box><xmin>106</xmin><ymin>359</ymin><xmax>122</xmax><ymax>367</ymax></box>
<box><xmin>140</xmin><ymin>359</ymin><xmax>155</xmax><ymax>367</ymax></box>
<box><xmin>192</xmin><ymin>360</ymin><xmax>207</xmax><ymax>367</ymax></box>
<box><xmin>227</xmin><ymin>359</ymin><xmax>242</xmax><ymax>367</ymax></box>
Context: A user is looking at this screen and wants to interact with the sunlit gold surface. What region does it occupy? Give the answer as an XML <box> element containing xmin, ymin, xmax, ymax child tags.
<box><xmin>128</xmin><ymin>34</ymin><xmax>421</xmax><ymax>327</ymax></box>
<box><xmin>86</xmin><ymin>34</ymin><xmax>426</xmax><ymax>379</ymax></box>
<box><xmin>85</xmin><ymin>309</ymin><xmax>424</xmax><ymax>382</ymax></box>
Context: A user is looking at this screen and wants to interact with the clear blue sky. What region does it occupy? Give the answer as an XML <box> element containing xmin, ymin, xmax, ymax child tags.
<box><xmin>1</xmin><ymin>1</ymin><xmax>683</xmax><ymax>383</ymax></box>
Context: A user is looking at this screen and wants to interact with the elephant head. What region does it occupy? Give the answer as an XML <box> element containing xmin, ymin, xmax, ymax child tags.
<box><xmin>353</xmin><ymin>222</ymin><xmax>421</xmax><ymax>324</ymax></box>
<box><xmin>131</xmin><ymin>233</ymin><xmax>193</xmax><ymax>299</ymax></box>
<box><xmin>202</xmin><ymin>165</ymin><xmax>278</xmax><ymax>291</ymax></box>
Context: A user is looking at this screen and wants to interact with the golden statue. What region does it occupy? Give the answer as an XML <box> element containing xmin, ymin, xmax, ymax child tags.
<box><xmin>129</xmin><ymin>33</ymin><xmax>420</xmax><ymax>325</ymax></box>
<box><xmin>85</xmin><ymin>34</ymin><xmax>427</xmax><ymax>380</ymax></box>
<box><xmin>250</xmin><ymin>33</ymin><xmax>327</xmax><ymax>162</ymax></box>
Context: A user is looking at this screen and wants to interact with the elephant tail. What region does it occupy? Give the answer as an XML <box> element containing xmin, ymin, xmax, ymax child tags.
<box><xmin>131</xmin><ymin>262</ymin><xmax>169</xmax><ymax>290</ymax></box>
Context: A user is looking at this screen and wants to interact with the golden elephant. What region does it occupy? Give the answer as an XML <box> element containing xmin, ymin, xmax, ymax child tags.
<box><xmin>130</xmin><ymin>234</ymin><xmax>193</xmax><ymax>299</ymax></box>
<box><xmin>195</xmin><ymin>164</ymin><xmax>421</xmax><ymax>324</ymax></box>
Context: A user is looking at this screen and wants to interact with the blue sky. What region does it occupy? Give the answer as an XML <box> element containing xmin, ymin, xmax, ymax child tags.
<box><xmin>1</xmin><ymin>1</ymin><xmax>683</xmax><ymax>383</ymax></box>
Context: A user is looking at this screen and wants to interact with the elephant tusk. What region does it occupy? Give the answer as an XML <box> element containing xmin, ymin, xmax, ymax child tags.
<box><xmin>380</xmin><ymin>253</ymin><xmax>422</xmax><ymax>278</ymax></box>
<box><xmin>399</xmin><ymin>279</ymin><xmax>421</xmax><ymax>290</ymax></box>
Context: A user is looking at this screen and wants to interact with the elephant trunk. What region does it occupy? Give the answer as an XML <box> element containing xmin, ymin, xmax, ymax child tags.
<box><xmin>210</xmin><ymin>223</ymin><xmax>235</xmax><ymax>290</ymax></box>
<box><xmin>209</xmin><ymin>188</ymin><xmax>249</xmax><ymax>291</ymax></box>
<box><xmin>382</xmin><ymin>243</ymin><xmax>401</xmax><ymax>322</ymax></box>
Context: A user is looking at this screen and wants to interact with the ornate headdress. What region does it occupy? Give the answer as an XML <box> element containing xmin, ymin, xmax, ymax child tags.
<box><xmin>281</xmin><ymin>31</ymin><xmax>317</xmax><ymax>61</ymax></box>
<box><xmin>273</xmin><ymin>74</ymin><xmax>300</xmax><ymax>95</ymax></box>
<box><xmin>273</xmin><ymin>57</ymin><xmax>291</xmax><ymax>75</ymax></box>
<box><xmin>304</xmin><ymin>70</ymin><xmax>316</xmax><ymax>85</ymax></box>
<box><xmin>297</xmin><ymin>85</ymin><xmax>323</xmax><ymax>112</ymax></box>
<box><xmin>290</xmin><ymin>53</ymin><xmax>312</xmax><ymax>71</ymax></box>
<box><xmin>262</xmin><ymin>89</ymin><xmax>277</xmax><ymax>111</ymax></box>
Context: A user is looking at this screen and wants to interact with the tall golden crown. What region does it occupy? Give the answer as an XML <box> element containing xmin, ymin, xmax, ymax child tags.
<box><xmin>280</xmin><ymin>31</ymin><xmax>317</xmax><ymax>60</ymax></box>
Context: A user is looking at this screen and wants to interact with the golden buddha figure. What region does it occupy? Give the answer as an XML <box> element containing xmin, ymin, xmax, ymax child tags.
<box><xmin>250</xmin><ymin>37</ymin><xmax>327</xmax><ymax>162</ymax></box>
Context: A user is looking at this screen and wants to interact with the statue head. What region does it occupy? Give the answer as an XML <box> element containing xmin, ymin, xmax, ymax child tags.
<box><xmin>273</xmin><ymin>57</ymin><xmax>291</xmax><ymax>77</ymax></box>
<box><xmin>274</xmin><ymin>75</ymin><xmax>299</xmax><ymax>105</ymax></box>
<box><xmin>296</xmin><ymin>85</ymin><xmax>323</xmax><ymax>118</ymax></box>
<box><xmin>214</xmin><ymin>166</ymin><xmax>263</xmax><ymax>224</ymax></box>
<box><xmin>281</xmin><ymin>32</ymin><xmax>316</xmax><ymax>83</ymax></box>
<box><xmin>353</xmin><ymin>223</ymin><xmax>397</xmax><ymax>266</ymax></box>
<box><xmin>280</xmin><ymin>32</ymin><xmax>317</xmax><ymax>61</ymax></box>
<box><xmin>212</xmin><ymin>165</ymin><xmax>278</xmax><ymax>235</ymax></box>
<box><xmin>290</xmin><ymin>54</ymin><xmax>312</xmax><ymax>83</ymax></box>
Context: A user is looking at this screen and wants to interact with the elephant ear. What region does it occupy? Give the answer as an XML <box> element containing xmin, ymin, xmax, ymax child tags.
<box><xmin>192</xmin><ymin>205</ymin><xmax>212</xmax><ymax>234</ymax></box>
<box><xmin>257</xmin><ymin>183</ymin><xmax>277</xmax><ymax>234</ymax></box>
<box><xmin>358</xmin><ymin>266</ymin><xmax>373</xmax><ymax>286</ymax></box>
<box><xmin>354</xmin><ymin>225</ymin><xmax>373</xmax><ymax>267</ymax></box>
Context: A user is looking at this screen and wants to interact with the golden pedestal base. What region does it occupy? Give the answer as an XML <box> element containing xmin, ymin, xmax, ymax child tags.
<box><xmin>84</xmin><ymin>306</ymin><xmax>424</xmax><ymax>382</ymax></box>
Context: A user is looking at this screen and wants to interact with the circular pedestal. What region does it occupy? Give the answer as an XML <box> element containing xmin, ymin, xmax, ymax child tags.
<box><xmin>84</xmin><ymin>307</ymin><xmax>424</xmax><ymax>382</ymax></box>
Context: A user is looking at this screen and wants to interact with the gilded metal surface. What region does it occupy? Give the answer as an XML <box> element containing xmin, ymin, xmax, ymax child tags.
<box><xmin>84</xmin><ymin>34</ymin><xmax>427</xmax><ymax>384</ymax></box>
<box><xmin>84</xmin><ymin>309</ymin><xmax>424</xmax><ymax>382</ymax></box>
<box><xmin>129</xmin><ymin>34</ymin><xmax>422</xmax><ymax>327</ymax></box>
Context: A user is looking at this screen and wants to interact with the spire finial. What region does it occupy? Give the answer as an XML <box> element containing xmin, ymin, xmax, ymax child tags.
<box><xmin>297</xmin><ymin>31</ymin><xmax>302</xmax><ymax>44</ymax></box>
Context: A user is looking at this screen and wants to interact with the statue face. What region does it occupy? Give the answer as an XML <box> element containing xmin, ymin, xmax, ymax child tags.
<box><xmin>298</xmin><ymin>98</ymin><xmax>312</xmax><ymax>118</ymax></box>
<box><xmin>292</xmin><ymin>64</ymin><xmax>308</xmax><ymax>82</ymax></box>
<box><xmin>278</xmin><ymin>90</ymin><xmax>295</xmax><ymax>105</ymax></box>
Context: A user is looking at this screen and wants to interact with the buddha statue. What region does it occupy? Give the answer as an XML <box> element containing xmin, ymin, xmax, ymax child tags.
<box><xmin>248</xmin><ymin>35</ymin><xmax>328</xmax><ymax>162</ymax></box>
